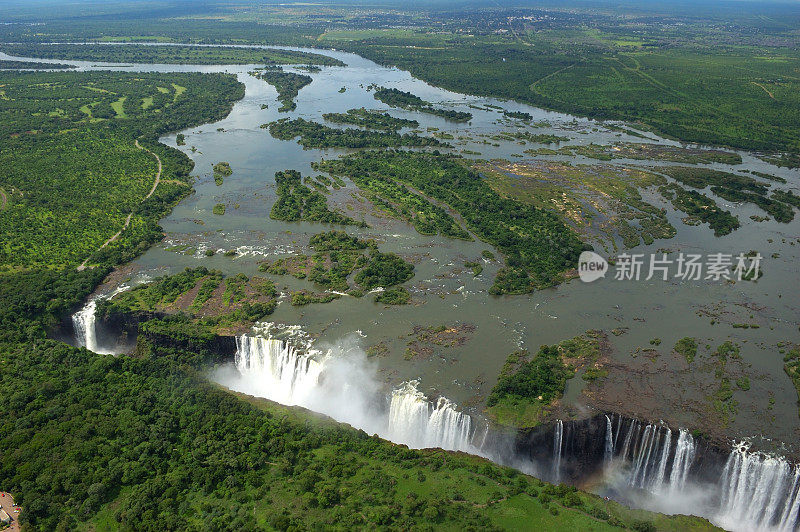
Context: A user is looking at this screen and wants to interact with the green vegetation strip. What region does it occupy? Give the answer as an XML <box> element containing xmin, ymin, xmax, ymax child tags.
<box><xmin>373</xmin><ymin>87</ymin><xmax>472</xmax><ymax>122</ymax></box>
<box><xmin>323</xmin><ymin>107</ymin><xmax>419</xmax><ymax>131</ymax></box>
<box><xmin>0</xmin><ymin>43</ymin><xmax>344</xmax><ymax>66</ymax></box>
<box><xmin>265</xmin><ymin>118</ymin><xmax>445</xmax><ymax>149</ymax></box>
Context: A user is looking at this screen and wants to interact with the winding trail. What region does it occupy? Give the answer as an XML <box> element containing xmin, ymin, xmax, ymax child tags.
<box><xmin>77</xmin><ymin>140</ymin><xmax>161</xmax><ymax>271</ymax></box>
<box><xmin>751</xmin><ymin>81</ymin><xmax>775</xmax><ymax>100</ymax></box>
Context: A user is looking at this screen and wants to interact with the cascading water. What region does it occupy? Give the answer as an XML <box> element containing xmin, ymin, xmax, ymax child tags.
<box><xmin>604</xmin><ymin>415</ymin><xmax>614</xmax><ymax>467</ymax></box>
<box><xmin>601</xmin><ymin>416</ymin><xmax>800</xmax><ymax>531</ymax></box>
<box><xmin>715</xmin><ymin>442</ymin><xmax>800</xmax><ymax>532</ymax></box>
<box><xmin>668</xmin><ymin>429</ymin><xmax>695</xmax><ymax>491</ymax></box>
<box><xmin>234</xmin><ymin>335</ymin><xmax>324</xmax><ymax>406</ymax></box>
<box><xmin>387</xmin><ymin>381</ymin><xmax>474</xmax><ymax>452</ymax></box>
<box><xmin>552</xmin><ymin>419</ymin><xmax>563</xmax><ymax>482</ymax></box>
<box><xmin>226</xmin><ymin>329</ymin><xmax>477</xmax><ymax>454</ymax></box>
<box><xmin>72</xmin><ymin>284</ymin><xmax>130</xmax><ymax>354</ymax></box>
<box><xmin>72</xmin><ymin>299</ymin><xmax>99</xmax><ymax>352</ymax></box>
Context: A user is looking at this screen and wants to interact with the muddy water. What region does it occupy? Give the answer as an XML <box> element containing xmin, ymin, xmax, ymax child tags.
<box><xmin>6</xmin><ymin>44</ymin><xmax>799</xmax><ymax>450</ymax></box>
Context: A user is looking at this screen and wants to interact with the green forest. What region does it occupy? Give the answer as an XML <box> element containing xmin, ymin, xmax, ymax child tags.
<box><xmin>0</xmin><ymin>70</ymin><xmax>243</xmax><ymax>270</ymax></box>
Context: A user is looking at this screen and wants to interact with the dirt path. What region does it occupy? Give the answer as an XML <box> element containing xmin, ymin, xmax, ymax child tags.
<box><xmin>0</xmin><ymin>187</ymin><xmax>7</xmax><ymax>210</ymax></box>
<box><xmin>0</xmin><ymin>491</ymin><xmax>21</xmax><ymax>532</ymax></box>
<box><xmin>77</xmin><ymin>140</ymin><xmax>162</xmax><ymax>271</ymax></box>
<box><xmin>751</xmin><ymin>81</ymin><xmax>775</xmax><ymax>99</ymax></box>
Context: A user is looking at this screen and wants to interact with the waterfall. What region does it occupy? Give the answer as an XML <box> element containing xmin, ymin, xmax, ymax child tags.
<box><xmin>619</xmin><ymin>419</ymin><xmax>638</xmax><ymax>462</ymax></box>
<box><xmin>604</xmin><ymin>419</ymin><xmax>799</xmax><ymax>532</ymax></box>
<box><xmin>622</xmin><ymin>423</ymin><xmax>682</xmax><ymax>492</ymax></box>
<box><xmin>628</xmin><ymin>424</ymin><xmax>659</xmax><ymax>488</ymax></box>
<box><xmin>604</xmin><ymin>415</ymin><xmax>614</xmax><ymax>467</ymax></box>
<box><xmin>72</xmin><ymin>299</ymin><xmax>99</xmax><ymax>352</ymax></box>
<box><xmin>668</xmin><ymin>429</ymin><xmax>695</xmax><ymax>491</ymax></box>
<box><xmin>715</xmin><ymin>443</ymin><xmax>800</xmax><ymax>532</ymax></box>
<box><xmin>552</xmin><ymin>419</ymin><xmax>563</xmax><ymax>482</ymax></box>
<box><xmin>228</xmin><ymin>330</ymin><xmax>476</xmax><ymax>454</ymax></box>
<box><xmin>234</xmin><ymin>335</ymin><xmax>324</xmax><ymax>406</ymax></box>
<box><xmin>72</xmin><ymin>284</ymin><xmax>130</xmax><ymax>354</ymax></box>
<box><xmin>387</xmin><ymin>381</ymin><xmax>474</xmax><ymax>452</ymax></box>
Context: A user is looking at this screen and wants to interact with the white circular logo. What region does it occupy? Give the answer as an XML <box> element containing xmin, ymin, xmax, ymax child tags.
<box><xmin>578</xmin><ymin>251</ymin><xmax>608</xmax><ymax>283</ymax></box>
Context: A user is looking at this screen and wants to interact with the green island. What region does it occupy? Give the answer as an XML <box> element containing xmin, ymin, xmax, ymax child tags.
<box><xmin>658</xmin><ymin>184</ymin><xmax>740</xmax><ymax>236</ymax></box>
<box><xmin>489</xmin><ymin>131</ymin><xmax>568</xmax><ymax>145</ymax></box>
<box><xmin>503</xmin><ymin>110</ymin><xmax>532</xmax><ymax>120</ymax></box>
<box><xmin>265</xmin><ymin>117</ymin><xmax>446</xmax><ymax>149</ymax></box>
<box><xmin>0</xmin><ymin>43</ymin><xmax>344</xmax><ymax>66</ymax></box>
<box><xmin>316</xmin><ymin>150</ymin><xmax>589</xmax><ymax>293</ymax></box>
<box><xmin>783</xmin><ymin>344</ymin><xmax>800</xmax><ymax>417</ymax></box>
<box><xmin>212</xmin><ymin>161</ymin><xmax>232</xmax><ymax>185</ymax></box>
<box><xmin>322</xmin><ymin>107</ymin><xmax>419</xmax><ymax>131</ymax></box>
<box><xmin>486</xmin><ymin>332</ymin><xmax>606</xmax><ymax>428</ymax></box>
<box><xmin>270</xmin><ymin>169</ymin><xmax>365</xmax><ymax>226</ymax></box>
<box><xmin>259</xmin><ymin>230</ymin><xmax>414</xmax><ymax>303</ymax></box>
<box><xmin>0</xmin><ymin>59</ymin><xmax>75</xmax><ymax>69</ymax></box>
<box><xmin>533</xmin><ymin>143</ymin><xmax>743</xmax><ymax>165</ymax></box>
<box><xmin>313</xmin><ymin>157</ymin><xmax>471</xmax><ymax>240</ymax></box>
<box><xmin>251</xmin><ymin>67</ymin><xmax>312</xmax><ymax>112</ymax></box>
<box><xmin>476</xmin><ymin>160</ymin><xmax>676</xmax><ymax>251</ymax></box>
<box><xmin>373</xmin><ymin>87</ymin><xmax>473</xmax><ymax>122</ymax></box>
<box><xmin>659</xmin><ymin>166</ymin><xmax>796</xmax><ymax>223</ymax></box>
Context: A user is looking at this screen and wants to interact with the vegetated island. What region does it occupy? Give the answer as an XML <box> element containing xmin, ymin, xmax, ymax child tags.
<box><xmin>0</xmin><ymin>43</ymin><xmax>345</xmax><ymax>66</ymax></box>
<box><xmin>323</xmin><ymin>107</ymin><xmax>419</xmax><ymax>131</ymax></box>
<box><xmin>251</xmin><ymin>66</ymin><xmax>312</xmax><ymax>112</ymax></box>
<box><xmin>314</xmin><ymin>150</ymin><xmax>590</xmax><ymax>293</ymax></box>
<box><xmin>0</xmin><ymin>59</ymin><xmax>75</xmax><ymax>69</ymax></box>
<box><xmin>373</xmin><ymin>87</ymin><xmax>472</xmax><ymax>122</ymax></box>
<box><xmin>264</xmin><ymin>118</ymin><xmax>447</xmax><ymax>149</ymax></box>
<box><xmin>270</xmin><ymin>169</ymin><xmax>366</xmax><ymax>227</ymax></box>
<box><xmin>259</xmin><ymin>230</ymin><xmax>414</xmax><ymax>304</ymax></box>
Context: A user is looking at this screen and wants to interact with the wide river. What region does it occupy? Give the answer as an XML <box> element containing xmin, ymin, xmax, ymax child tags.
<box><xmin>5</xmin><ymin>43</ymin><xmax>799</xmax><ymax>452</ymax></box>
